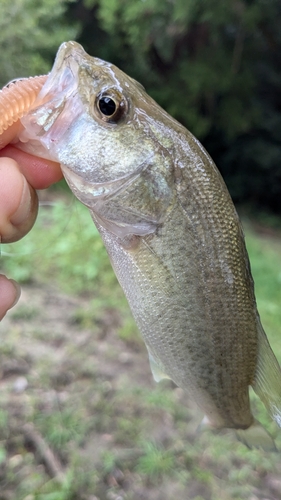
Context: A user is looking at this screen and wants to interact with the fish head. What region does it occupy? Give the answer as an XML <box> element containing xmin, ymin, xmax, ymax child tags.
<box><xmin>20</xmin><ymin>41</ymin><xmax>176</xmax><ymax>238</ymax></box>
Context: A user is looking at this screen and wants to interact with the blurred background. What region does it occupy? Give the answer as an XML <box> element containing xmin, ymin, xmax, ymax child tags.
<box><xmin>1</xmin><ymin>1</ymin><xmax>281</xmax><ymax>499</ymax></box>
<box><xmin>1</xmin><ymin>0</ymin><xmax>281</xmax><ymax>214</ymax></box>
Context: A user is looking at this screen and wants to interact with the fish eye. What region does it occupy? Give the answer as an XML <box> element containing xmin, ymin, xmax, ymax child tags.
<box><xmin>96</xmin><ymin>90</ymin><xmax>127</xmax><ymax>123</ymax></box>
<box><xmin>98</xmin><ymin>96</ymin><xmax>116</xmax><ymax>116</ymax></box>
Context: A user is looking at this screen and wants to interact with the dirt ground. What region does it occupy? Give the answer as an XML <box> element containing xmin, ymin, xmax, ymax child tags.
<box><xmin>1</xmin><ymin>281</ymin><xmax>281</xmax><ymax>499</ymax></box>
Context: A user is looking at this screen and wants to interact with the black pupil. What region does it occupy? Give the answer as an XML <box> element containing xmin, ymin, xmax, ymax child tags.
<box><xmin>99</xmin><ymin>96</ymin><xmax>116</xmax><ymax>116</ymax></box>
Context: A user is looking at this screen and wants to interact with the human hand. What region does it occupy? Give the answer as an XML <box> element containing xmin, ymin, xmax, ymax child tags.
<box><xmin>0</xmin><ymin>121</ymin><xmax>62</xmax><ymax>319</ymax></box>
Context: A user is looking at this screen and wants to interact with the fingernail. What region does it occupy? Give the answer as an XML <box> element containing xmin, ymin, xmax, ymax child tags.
<box><xmin>8</xmin><ymin>279</ymin><xmax>21</xmax><ymax>308</ymax></box>
<box><xmin>10</xmin><ymin>177</ymin><xmax>32</xmax><ymax>226</ymax></box>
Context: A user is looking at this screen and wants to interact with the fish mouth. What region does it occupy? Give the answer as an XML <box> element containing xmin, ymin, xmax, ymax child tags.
<box><xmin>18</xmin><ymin>42</ymin><xmax>86</xmax><ymax>161</ymax></box>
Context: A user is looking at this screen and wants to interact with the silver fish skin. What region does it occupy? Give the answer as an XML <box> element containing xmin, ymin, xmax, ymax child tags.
<box><xmin>19</xmin><ymin>41</ymin><xmax>281</xmax><ymax>448</ymax></box>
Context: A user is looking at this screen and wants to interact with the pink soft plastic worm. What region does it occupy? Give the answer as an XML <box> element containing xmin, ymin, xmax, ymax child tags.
<box><xmin>0</xmin><ymin>75</ymin><xmax>47</xmax><ymax>135</ymax></box>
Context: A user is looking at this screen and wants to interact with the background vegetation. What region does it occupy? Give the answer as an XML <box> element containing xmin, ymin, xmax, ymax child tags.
<box><xmin>1</xmin><ymin>0</ymin><xmax>280</xmax><ymax>212</ymax></box>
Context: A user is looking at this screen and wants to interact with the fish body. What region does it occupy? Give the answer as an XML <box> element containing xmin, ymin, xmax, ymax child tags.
<box><xmin>19</xmin><ymin>42</ymin><xmax>281</xmax><ymax>446</ymax></box>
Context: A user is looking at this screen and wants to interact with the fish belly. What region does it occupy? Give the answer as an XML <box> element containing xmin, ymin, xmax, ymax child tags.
<box><xmin>94</xmin><ymin>207</ymin><xmax>258</xmax><ymax>430</ymax></box>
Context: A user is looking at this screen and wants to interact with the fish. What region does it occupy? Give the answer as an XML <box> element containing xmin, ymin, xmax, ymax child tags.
<box><xmin>18</xmin><ymin>41</ymin><xmax>281</xmax><ymax>450</ymax></box>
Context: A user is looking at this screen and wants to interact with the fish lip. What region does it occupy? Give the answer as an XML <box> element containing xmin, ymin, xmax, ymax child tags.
<box><xmin>18</xmin><ymin>43</ymin><xmax>86</xmax><ymax>157</ymax></box>
<box><xmin>21</xmin><ymin>41</ymin><xmax>86</xmax><ymax>127</ymax></box>
<box><xmin>54</xmin><ymin>41</ymin><xmax>87</xmax><ymax>71</ymax></box>
<box><xmin>35</xmin><ymin>42</ymin><xmax>82</xmax><ymax>103</ymax></box>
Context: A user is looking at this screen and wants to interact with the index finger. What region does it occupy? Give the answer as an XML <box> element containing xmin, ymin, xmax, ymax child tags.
<box><xmin>0</xmin><ymin>144</ymin><xmax>63</xmax><ymax>189</ymax></box>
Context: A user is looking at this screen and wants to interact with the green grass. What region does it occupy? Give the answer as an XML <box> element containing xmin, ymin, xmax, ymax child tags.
<box><xmin>245</xmin><ymin>226</ymin><xmax>281</xmax><ymax>357</ymax></box>
<box><xmin>136</xmin><ymin>441</ymin><xmax>175</xmax><ymax>478</ymax></box>
<box><xmin>1</xmin><ymin>196</ymin><xmax>281</xmax><ymax>499</ymax></box>
<box><xmin>1</xmin><ymin>198</ymin><xmax>120</xmax><ymax>296</ymax></box>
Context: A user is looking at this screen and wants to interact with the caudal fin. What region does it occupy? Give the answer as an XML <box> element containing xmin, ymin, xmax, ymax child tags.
<box><xmin>251</xmin><ymin>322</ymin><xmax>281</xmax><ymax>428</ymax></box>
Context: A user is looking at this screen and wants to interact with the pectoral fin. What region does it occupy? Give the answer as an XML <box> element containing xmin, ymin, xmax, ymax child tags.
<box><xmin>147</xmin><ymin>350</ymin><xmax>171</xmax><ymax>383</ymax></box>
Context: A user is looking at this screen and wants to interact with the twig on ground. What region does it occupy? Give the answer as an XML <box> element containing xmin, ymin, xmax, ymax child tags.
<box><xmin>22</xmin><ymin>423</ymin><xmax>66</xmax><ymax>484</ymax></box>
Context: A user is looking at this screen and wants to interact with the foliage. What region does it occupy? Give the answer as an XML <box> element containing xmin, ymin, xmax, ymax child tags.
<box><xmin>67</xmin><ymin>0</ymin><xmax>281</xmax><ymax>212</ymax></box>
<box><xmin>0</xmin><ymin>0</ymin><xmax>79</xmax><ymax>86</ymax></box>
<box><xmin>136</xmin><ymin>441</ymin><xmax>175</xmax><ymax>478</ymax></box>
<box><xmin>1</xmin><ymin>198</ymin><xmax>119</xmax><ymax>296</ymax></box>
<box><xmin>0</xmin><ymin>0</ymin><xmax>280</xmax><ymax>210</ymax></box>
<box><xmin>76</xmin><ymin>0</ymin><xmax>279</xmax><ymax>134</ymax></box>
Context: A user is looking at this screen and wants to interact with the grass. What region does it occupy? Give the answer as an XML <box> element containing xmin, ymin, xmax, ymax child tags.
<box><xmin>1</xmin><ymin>198</ymin><xmax>118</xmax><ymax>295</ymax></box>
<box><xmin>245</xmin><ymin>226</ymin><xmax>281</xmax><ymax>356</ymax></box>
<box><xmin>1</xmin><ymin>195</ymin><xmax>281</xmax><ymax>499</ymax></box>
<box><xmin>136</xmin><ymin>442</ymin><xmax>175</xmax><ymax>478</ymax></box>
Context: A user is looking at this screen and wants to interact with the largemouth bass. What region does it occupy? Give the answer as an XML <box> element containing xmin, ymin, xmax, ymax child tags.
<box><xmin>18</xmin><ymin>41</ymin><xmax>281</xmax><ymax>449</ymax></box>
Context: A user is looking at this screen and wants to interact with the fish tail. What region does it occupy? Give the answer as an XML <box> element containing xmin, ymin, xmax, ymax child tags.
<box><xmin>251</xmin><ymin>322</ymin><xmax>281</xmax><ymax>428</ymax></box>
<box><xmin>235</xmin><ymin>419</ymin><xmax>277</xmax><ymax>451</ymax></box>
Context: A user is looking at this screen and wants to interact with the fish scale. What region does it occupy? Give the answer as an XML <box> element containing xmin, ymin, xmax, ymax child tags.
<box><xmin>18</xmin><ymin>41</ymin><xmax>281</xmax><ymax>449</ymax></box>
<box><xmin>100</xmin><ymin>205</ymin><xmax>252</xmax><ymax>426</ymax></box>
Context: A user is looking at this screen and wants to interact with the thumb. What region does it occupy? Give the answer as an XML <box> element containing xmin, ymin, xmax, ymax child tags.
<box><xmin>0</xmin><ymin>157</ymin><xmax>38</xmax><ymax>243</ymax></box>
<box><xmin>0</xmin><ymin>275</ymin><xmax>21</xmax><ymax>320</ymax></box>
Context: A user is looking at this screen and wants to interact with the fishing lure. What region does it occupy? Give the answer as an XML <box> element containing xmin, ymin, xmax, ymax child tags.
<box><xmin>0</xmin><ymin>75</ymin><xmax>46</xmax><ymax>135</ymax></box>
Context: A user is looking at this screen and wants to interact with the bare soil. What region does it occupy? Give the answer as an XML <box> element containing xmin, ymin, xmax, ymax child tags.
<box><xmin>0</xmin><ymin>282</ymin><xmax>281</xmax><ymax>499</ymax></box>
